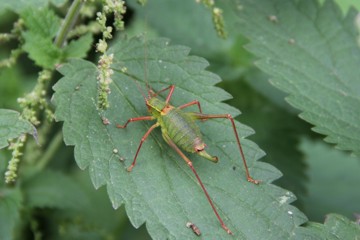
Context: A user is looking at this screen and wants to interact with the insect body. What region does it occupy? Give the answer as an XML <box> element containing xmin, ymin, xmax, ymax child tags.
<box><xmin>117</xmin><ymin>84</ymin><xmax>260</xmax><ymax>235</ymax></box>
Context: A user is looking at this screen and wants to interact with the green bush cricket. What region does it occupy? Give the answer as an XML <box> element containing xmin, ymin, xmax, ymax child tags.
<box><xmin>116</xmin><ymin>82</ymin><xmax>260</xmax><ymax>235</ymax></box>
<box><xmin>111</xmin><ymin>30</ymin><xmax>260</xmax><ymax>235</ymax></box>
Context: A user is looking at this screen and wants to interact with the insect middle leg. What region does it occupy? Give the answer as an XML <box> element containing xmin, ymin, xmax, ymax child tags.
<box><xmin>192</xmin><ymin>113</ymin><xmax>260</xmax><ymax>185</ymax></box>
<box><xmin>126</xmin><ymin>122</ymin><xmax>159</xmax><ymax>171</ymax></box>
<box><xmin>116</xmin><ymin>116</ymin><xmax>157</xmax><ymax>171</ymax></box>
<box><xmin>116</xmin><ymin>116</ymin><xmax>154</xmax><ymax>128</ymax></box>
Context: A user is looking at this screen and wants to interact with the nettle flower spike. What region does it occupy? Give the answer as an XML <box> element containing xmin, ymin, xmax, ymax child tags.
<box><xmin>97</xmin><ymin>53</ymin><xmax>114</xmax><ymax>110</ymax></box>
<box><xmin>5</xmin><ymin>135</ymin><xmax>27</xmax><ymax>184</ymax></box>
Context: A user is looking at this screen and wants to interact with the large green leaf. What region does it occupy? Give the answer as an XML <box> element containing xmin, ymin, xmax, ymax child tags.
<box><xmin>0</xmin><ymin>153</ymin><xmax>22</xmax><ymax>240</ymax></box>
<box><xmin>21</xmin><ymin>8</ymin><xmax>62</xmax><ymax>68</ymax></box>
<box><xmin>63</xmin><ymin>32</ymin><xmax>93</xmax><ymax>59</ymax></box>
<box><xmin>0</xmin><ymin>109</ymin><xmax>34</xmax><ymax>149</ymax></box>
<box><xmin>295</xmin><ymin>214</ymin><xmax>360</xmax><ymax>239</ymax></box>
<box><xmin>20</xmin><ymin>7</ymin><xmax>92</xmax><ymax>69</ymax></box>
<box><xmin>22</xmin><ymin>170</ymin><xmax>90</xmax><ymax>210</ymax></box>
<box><xmin>127</xmin><ymin>0</ymin><xmax>228</xmax><ymax>57</ymax></box>
<box><xmin>53</xmin><ymin>36</ymin><xmax>307</xmax><ymax>239</ymax></box>
<box><xmin>232</xmin><ymin>0</ymin><xmax>360</xmax><ymax>157</ymax></box>
<box><xmin>300</xmin><ymin>138</ymin><xmax>360</xmax><ymax>221</ymax></box>
<box><xmin>0</xmin><ymin>0</ymin><xmax>67</xmax><ymax>14</ymax></box>
<box><xmin>0</xmin><ymin>188</ymin><xmax>22</xmax><ymax>240</ymax></box>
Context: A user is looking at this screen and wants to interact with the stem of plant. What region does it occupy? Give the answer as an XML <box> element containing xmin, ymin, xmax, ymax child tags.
<box><xmin>54</xmin><ymin>0</ymin><xmax>84</xmax><ymax>48</ymax></box>
<box><xmin>35</xmin><ymin>131</ymin><xmax>64</xmax><ymax>171</ymax></box>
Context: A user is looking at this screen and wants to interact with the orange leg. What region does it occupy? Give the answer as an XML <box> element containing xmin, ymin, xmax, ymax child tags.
<box><xmin>178</xmin><ymin>100</ymin><xmax>203</xmax><ymax>114</ymax></box>
<box><xmin>116</xmin><ymin>116</ymin><xmax>154</xmax><ymax>128</ymax></box>
<box><xmin>193</xmin><ymin>113</ymin><xmax>260</xmax><ymax>185</ymax></box>
<box><xmin>153</xmin><ymin>85</ymin><xmax>203</xmax><ymax>114</ymax></box>
<box><xmin>151</xmin><ymin>85</ymin><xmax>175</xmax><ymax>104</ymax></box>
<box><xmin>126</xmin><ymin>123</ymin><xmax>159</xmax><ymax>172</ymax></box>
<box><xmin>163</xmin><ymin>133</ymin><xmax>233</xmax><ymax>235</ymax></box>
<box><xmin>116</xmin><ymin>115</ymin><xmax>157</xmax><ymax>171</ymax></box>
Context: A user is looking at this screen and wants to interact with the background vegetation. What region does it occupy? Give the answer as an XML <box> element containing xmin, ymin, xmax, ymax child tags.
<box><xmin>1</xmin><ymin>0</ymin><xmax>360</xmax><ymax>239</ymax></box>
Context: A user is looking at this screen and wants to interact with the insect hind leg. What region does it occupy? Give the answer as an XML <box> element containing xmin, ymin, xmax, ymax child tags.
<box><xmin>162</xmin><ymin>133</ymin><xmax>233</xmax><ymax>235</ymax></box>
<box><xmin>191</xmin><ymin>112</ymin><xmax>260</xmax><ymax>185</ymax></box>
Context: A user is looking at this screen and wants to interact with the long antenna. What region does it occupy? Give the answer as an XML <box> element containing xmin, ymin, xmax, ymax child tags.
<box><xmin>143</xmin><ymin>18</ymin><xmax>152</xmax><ymax>99</ymax></box>
<box><xmin>133</xmin><ymin>78</ymin><xmax>147</xmax><ymax>102</ymax></box>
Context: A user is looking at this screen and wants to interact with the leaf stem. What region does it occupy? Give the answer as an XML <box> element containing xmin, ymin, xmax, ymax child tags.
<box><xmin>54</xmin><ymin>0</ymin><xmax>84</xmax><ymax>48</ymax></box>
<box><xmin>35</xmin><ymin>130</ymin><xmax>64</xmax><ymax>171</ymax></box>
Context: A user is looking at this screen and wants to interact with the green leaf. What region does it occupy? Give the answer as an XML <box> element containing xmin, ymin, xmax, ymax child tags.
<box><xmin>0</xmin><ymin>0</ymin><xmax>67</xmax><ymax>14</ymax></box>
<box><xmin>63</xmin><ymin>33</ymin><xmax>93</xmax><ymax>59</ymax></box>
<box><xmin>22</xmin><ymin>170</ymin><xmax>90</xmax><ymax>210</ymax></box>
<box><xmin>232</xmin><ymin>0</ymin><xmax>360</xmax><ymax>157</ymax></box>
<box><xmin>296</xmin><ymin>214</ymin><xmax>360</xmax><ymax>239</ymax></box>
<box><xmin>53</xmin><ymin>36</ymin><xmax>308</xmax><ymax>239</ymax></box>
<box><xmin>21</xmin><ymin>8</ymin><xmax>62</xmax><ymax>68</ymax></box>
<box><xmin>0</xmin><ymin>187</ymin><xmax>22</xmax><ymax>240</ymax></box>
<box><xmin>0</xmin><ymin>109</ymin><xmax>34</xmax><ymax>149</ymax></box>
<box><xmin>21</xmin><ymin>7</ymin><xmax>61</xmax><ymax>38</ymax></box>
<box><xmin>127</xmin><ymin>0</ymin><xmax>227</xmax><ymax>57</ymax></box>
<box><xmin>46</xmin><ymin>170</ymin><xmax>136</xmax><ymax>239</ymax></box>
<box><xmin>300</xmin><ymin>138</ymin><xmax>360</xmax><ymax>221</ymax></box>
<box><xmin>320</xmin><ymin>0</ymin><xmax>360</xmax><ymax>13</ymax></box>
<box><xmin>22</xmin><ymin>32</ymin><xmax>62</xmax><ymax>68</ymax></box>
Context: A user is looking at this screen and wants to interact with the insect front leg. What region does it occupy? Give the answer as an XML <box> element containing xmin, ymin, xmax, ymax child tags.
<box><xmin>116</xmin><ymin>116</ymin><xmax>154</xmax><ymax>128</ymax></box>
<box><xmin>191</xmin><ymin>113</ymin><xmax>260</xmax><ymax>185</ymax></box>
<box><xmin>151</xmin><ymin>85</ymin><xmax>175</xmax><ymax>104</ymax></box>
<box><xmin>162</xmin><ymin>133</ymin><xmax>233</xmax><ymax>235</ymax></box>
<box><xmin>153</xmin><ymin>86</ymin><xmax>204</xmax><ymax>114</ymax></box>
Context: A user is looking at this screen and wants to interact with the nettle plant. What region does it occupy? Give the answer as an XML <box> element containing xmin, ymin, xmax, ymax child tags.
<box><xmin>1</xmin><ymin>0</ymin><xmax>360</xmax><ymax>239</ymax></box>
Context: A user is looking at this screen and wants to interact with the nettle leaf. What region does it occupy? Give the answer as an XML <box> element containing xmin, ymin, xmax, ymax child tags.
<box><xmin>53</xmin><ymin>36</ymin><xmax>307</xmax><ymax>239</ymax></box>
<box><xmin>63</xmin><ymin>33</ymin><xmax>93</xmax><ymax>59</ymax></box>
<box><xmin>21</xmin><ymin>7</ymin><xmax>62</xmax><ymax>68</ymax></box>
<box><xmin>0</xmin><ymin>109</ymin><xmax>34</xmax><ymax>149</ymax></box>
<box><xmin>0</xmin><ymin>0</ymin><xmax>67</xmax><ymax>14</ymax></box>
<box><xmin>300</xmin><ymin>138</ymin><xmax>360</xmax><ymax>222</ymax></box>
<box><xmin>21</xmin><ymin>7</ymin><xmax>60</xmax><ymax>38</ymax></box>
<box><xmin>296</xmin><ymin>214</ymin><xmax>360</xmax><ymax>239</ymax></box>
<box><xmin>232</xmin><ymin>0</ymin><xmax>360</xmax><ymax>157</ymax></box>
<box><xmin>0</xmin><ymin>187</ymin><xmax>22</xmax><ymax>240</ymax></box>
<box><xmin>22</xmin><ymin>170</ymin><xmax>90</xmax><ymax>210</ymax></box>
<box><xmin>22</xmin><ymin>31</ymin><xmax>62</xmax><ymax>68</ymax></box>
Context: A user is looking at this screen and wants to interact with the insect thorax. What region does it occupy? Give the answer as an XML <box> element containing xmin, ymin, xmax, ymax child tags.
<box><xmin>146</xmin><ymin>97</ymin><xmax>166</xmax><ymax>114</ymax></box>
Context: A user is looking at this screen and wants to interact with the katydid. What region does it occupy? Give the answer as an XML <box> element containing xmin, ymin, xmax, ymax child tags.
<box><xmin>116</xmin><ymin>84</ymin><xmax>260</xmax><ymax>235</ymax></box>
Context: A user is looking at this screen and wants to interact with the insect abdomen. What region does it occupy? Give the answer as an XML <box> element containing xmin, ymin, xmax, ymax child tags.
<box><xmin>161</xmin><ymin>108</ymin><xmax>202</xmax><ymax>153</ymax></box>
